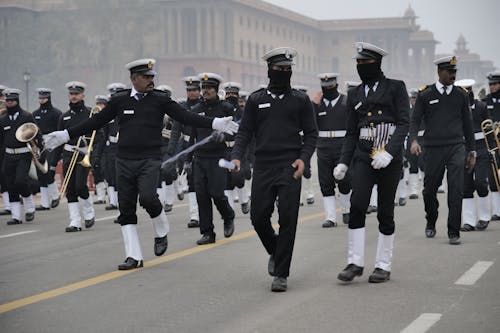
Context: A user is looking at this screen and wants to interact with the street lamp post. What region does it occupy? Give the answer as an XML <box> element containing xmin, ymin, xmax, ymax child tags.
<box><xmin>23</xmin><ymin>69</ymin><xmax>31</xmax><ymax>111</ymax></box>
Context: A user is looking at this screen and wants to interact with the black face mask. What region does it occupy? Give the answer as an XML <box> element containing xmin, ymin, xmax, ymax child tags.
<box><xmin>356</xmin><ymin>62</ymin><xmax>382</xmax><ymax>84</ymax></box>
<box><xmin>6</xmin><ymin>100</ymin><xmax>20</xmax><ymax>115</ymax></box>
<box><xmin>267</xmin><ymin>68</ymin><xmax>292</xmax><ymax>94</ymax></box>
<box><xmin>322</xmin><ymin>87</ymin><xmax>339</xmax><ymax>101</ymax></box>
<box><xmin>40</xmin><ymin>98</ymin><xmax>52</xmax><ymax>108</ymax></box>
<box><xmin>225</xmin><ymin>96</ymin><xmax>239</xmax><ymax>107</ymax></box>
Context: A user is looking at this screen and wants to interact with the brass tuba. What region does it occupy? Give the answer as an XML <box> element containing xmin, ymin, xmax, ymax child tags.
<box><xmin>15</xmin><ymin>122</ymin><xmax>48</xmax><ymax>174</ymax></box>
<box><xmin>481</xmin><ymin>119</ymin><xmax>500</xmax><ymax>191</ymax></box>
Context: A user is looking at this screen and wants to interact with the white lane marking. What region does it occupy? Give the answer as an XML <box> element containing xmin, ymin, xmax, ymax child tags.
<box><xmin>455</xmin><ymin>261</ymin><xmax>494</xmax><ymax>285</ymax></box>
<box><xmin>401</xmin><ymin>313</ymin><xmax>442</xmax><ymax>333</ymax></box>
<box><xmin>0</xmin><ymin>230</ymin><xmax>39</xmax><ymax>239</ymax></box>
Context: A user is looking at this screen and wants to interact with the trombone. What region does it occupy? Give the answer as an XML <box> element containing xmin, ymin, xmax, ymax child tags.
<box><xmin>15</xmin><ymin>122</ymin><xmax>48</xmax><ymax>174</ymax></box>
<box><xmin>481</xmin><ymin>119</ymin><xmax>500</xmax><ymax>192</ymax></box>
<box><xmin>59</xmin><ymin>105</ymin><xmax>101</xmax><ymax>197</ymax></box>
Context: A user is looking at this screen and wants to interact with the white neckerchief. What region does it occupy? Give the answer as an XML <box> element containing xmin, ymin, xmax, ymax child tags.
<box><xmin>323</xmin><ymin>94</ymin><xmax>341</xmax><ymax>108</ymax></box>
<box><xmin>130</xmin><ymin>86</ymin><xmax>147</xmax><ymax>100</ymax></box>
<box><xmin>266</xmin><ymin>90</ymin><xmax>284</xmax><ymax>100</ymax></box>
<box><xmin>436</xmin><ymin>81</ymin><xmax>451</xmax><ymax>95</ymax></box>
<box><xmin>364</xmin><ymin>82</ymin><xmax>379</xmax><ymax>97</ymax></box>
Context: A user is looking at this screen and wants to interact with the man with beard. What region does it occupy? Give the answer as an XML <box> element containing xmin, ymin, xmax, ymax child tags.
<box><xmin>0</xmin><ymin>89</ymin><xmax>38</xmax><ymax>225</ymax></box>
<box><xmin>51</xmin><ymin>82</ymin><xmax>96</xmax><ymax>232</ymax></box>
<box><xmin>190</xmin><ymin>73</ymin><xmax>236</xmax><ymax>245</ymax></box>
<box><xmin>231</xmin><ymin>47</ymin><xmax>317</xmax><ymax>292</ymax></box>
<box><xmin>334</xmin><ymin>42</ymin><xmax>409</xmax><ymax>283</ymax></box>
<box><xmin>168</xmin><ymin>76</ymin><xmax>202</xmax><ymax>228</ymax></box>
<box><xmin>410</xmin><ymin>56</ymin><xmax>475</xmax><ymax>245</ymax></box>
<box><xmin>483</xmin><ymin>71</ymin><xmax>500</xmax><ymax>220</ymax></box>
<box><xmin>222</xmin><ymin>81</ymin><xmax>250</xmax><ymax>214</ymax></box>
<box><xmin>312</xmin><ymin>73</ymin><xmax>351</xmax><ymax>228</ymax></box>
<box><xmin>32</xmin><ymin>88</ymin><xmax>62</xmax><ymax>210</ymax></box>
<box><xmin>44</xmin><ymin>59</ymin><xmax>238</xmax><ymax>270</ymax></box>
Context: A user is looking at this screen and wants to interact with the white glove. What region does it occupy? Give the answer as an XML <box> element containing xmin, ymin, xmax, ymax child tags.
<box><xmin>371</xmin><ymin>150</ymin><xmax>393</xmax><ymax>169</ymax></box>
<box><xmin>212</xmin><ymin>116</ymin><xmax>239</xmax><ymax>135</ymax></box>
<box><xmin>43</xmin><ymin>130</ymin><xmax>70</xmax><ymax>151</ymax></box>
<box><xmin>333</xmin><ymin>163</ymin><xmax>348</xmax><ymax>180</ymax></box>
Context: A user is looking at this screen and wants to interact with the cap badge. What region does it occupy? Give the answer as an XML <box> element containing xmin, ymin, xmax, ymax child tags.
<box><xmin>203</xmin><ymin>74</ymin><xmax>209</xmax><ymax>81</ymax></box>
<box><xmin>285</xmin><ymin>49</ymin><xmax>291</xmax><ymax>59</ymax></box>
<box><xmin>450</xmin><ymin>56</ymin><xmax>457</xmax><ymax>65</ymax></box>
<box><xmin>357</xmin><ymin>44</ymin><xmax>364</xmax><ymax>53</ymax></box>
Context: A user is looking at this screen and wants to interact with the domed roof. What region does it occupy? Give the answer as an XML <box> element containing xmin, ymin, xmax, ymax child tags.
<box><xmin>404</xmin><ymin>4</ymin><xmax>416</xmax><ymax>17</ymax></box>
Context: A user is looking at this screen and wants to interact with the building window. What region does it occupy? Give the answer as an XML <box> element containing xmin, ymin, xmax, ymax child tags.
<box><xmin>248</xmin><ymin>41</ymin><xmax>252</xmax><ymax>60</ymax></box>
<box><xmin>247</xmin><ymin>17</ymin><xmax>251</xmax><ymax>28</ymax></box>
<box><xmin>408</xmin><ymin>48</ymin><xmax>414</xmax><ymax>57</ymax></box>
<box><xmin>240</xmin><ymin>16</ymin><xmax>243</xmax><ymax>26</ymax></box>
<box><xmin>255</xmin><ymin>43</ymin><xmax>260</xmax><ymax>62</ymax></box>
<box><xmin>332</xmin><ymin>57</ymin><xmax>339</xmax><ymax>72</ymax></box>
<box><xmin>240</xmin><ymin>40</ymin><xmax>244</xmax><ymax>57</ymax></box>
<box><xmin>181</xmin><ymin>8</ymin><xmax>197</xmax><ymax>53</ymax></box>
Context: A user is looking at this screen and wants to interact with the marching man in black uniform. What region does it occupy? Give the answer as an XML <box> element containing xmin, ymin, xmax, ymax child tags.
<box><xmin>483</xmin><ymin>71</ymin><xmax>500</xmax><ymax>220</ymax></box>
<box><xmin>455</xmin><ymin>79</ymin><xmax>490</xmax><ymax>231</ymax></box>
<box><xmin>410</xmin><ymin>56</ymin><xmax>475</xmax><ymax>245</ymax></box>
<box><xmin>32</xmin><ymin>88</ymin><xmax>62</xmax><ymax>210</ymax></box>
<box><xmin>91</xmin><ymin>95</ymin><xmax>108</xmax><ymax>205</ymax></box>
<box><xmin>312</xmin><ymin>73</ymin><xmax>351</xmax><ymax>227</ymax></box>
<box><xmin>44</xmin><ymin>59</ymin><xmax>238</xmax><ymax>270</ymax></box>
<box><xmin>0</xmin><ymin>89</ymin><xmax>38</xmax><ymax>225</ymax></box>
<box><xmin>52</xmin><ymin>82</ymin><xmax>96</xmax><ymax>232</ymax></box>
<box><xmin>334</xmin><ymin>42</ymin><xmax>409</xmax><ymax>283</ymax></box>
<box><xmin>231</xmin><ymin>47</ymin><xmax>317</xmax><ymax>292</ymax></box>
<box><xmin>407</xmin><ymin>89</ymin><xmax>424</xmax><ymax>199</ymax></box>
<box><xmin>190</xmin><ymin>73</ymin><xmax>236</xmax><ymax>245</ymax></box>
<box><xmin>0</xmin><ymin>85</ymin><xmax>11</xmax><ymax>215</ymax></box>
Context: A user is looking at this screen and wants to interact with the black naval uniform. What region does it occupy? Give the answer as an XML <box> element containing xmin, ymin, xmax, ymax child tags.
<box><xmin>32</xmin><ymin>100</ymin><xmax>62</xmax><ymax>194</ymax></box>
<box><xmin>190</xmin><ymin>98</ymin><xmax>235</xmax><ymax>240</ymax></box>
<box><xmin>341</xmin><ymin>78</ymin><xmax>409</xmax><ymax>235</ymax></box>
<box><xmin>53</xmin><ymin>101</ymin><xmax>93</xmax><ymax>204</ymax></box>
<box><xmin>314</xmin><ymin>94</ymin><xmax>351</xmax><ymax>209</ymax></box>
<box><xmin>102</xmin><ymin>116</ymin><xmax>119</xmax><ymax>208</ymax></box>
<box><xmin>483</xmin><ymin>92</ymin><xmax>500</xmax><ymax>198</ymax></box>
<box><xmin>159</xmin><ymin>115</ymin><xmax>178</xmax><ymax>211</ymax></box>
<box><xmin>0</xmin><ymin>106</ymin><xmax>39</xmax><ymax>217</ymax></box>
<box><xmin>66</xmin><ymin>89</ymin><xmax>214</xmax><ymax>227</ymax></box>
<box><xmin>224</xmin><ymin>102</ymin><xmax>246</xmax><ymax>195</ymax></box>
<box><xmin>410</xmin><ymin>84</ymin><xmax>475</xmax><ymax>238</ymax></box>
<box><xmin>407</xmin><ymin>102</ymin><xmax>425</xmax><ymax>179</ymax></box>
<box><xmin>232</xmin><ymin>88</ymin><xmax>317</xmax><ymax>278</ymax></box>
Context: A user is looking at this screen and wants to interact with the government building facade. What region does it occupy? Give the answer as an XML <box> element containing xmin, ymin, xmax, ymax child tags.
<box><xmin>0</xmin><ymin>0</ymin><xmax>494</xmax><ymax>105</ymax></box>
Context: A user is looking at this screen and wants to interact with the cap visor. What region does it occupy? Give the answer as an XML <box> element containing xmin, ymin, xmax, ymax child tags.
<box><xmin>272</xmin><ymin>60</ymin><xmax>294</xmax><ymax>66</ymax></box>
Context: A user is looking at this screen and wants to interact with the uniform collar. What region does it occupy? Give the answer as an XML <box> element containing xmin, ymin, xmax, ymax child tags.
<box><xmin>323</xmin><ymin>94</ymin><xmax>341</xmax><ymax>107</ymax></box>
<box><xmin>267</xmin><ymin>89</ymin><xmax>284</xmax><ymax>100</ymax></box>
<box><xmin>130</xmin><ymin>86</ymin><xmax>148</xmax><ymax>99</ymax></box>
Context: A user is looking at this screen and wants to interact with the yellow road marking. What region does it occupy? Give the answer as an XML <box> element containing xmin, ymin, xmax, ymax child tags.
<box><xmin>0</xmin><ymin>212</ymin><xmax>324</xmax><ymax>314</ymax></box>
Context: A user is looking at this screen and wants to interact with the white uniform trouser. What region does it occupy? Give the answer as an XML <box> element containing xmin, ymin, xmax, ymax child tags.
<box><xmin>47</xmin><ymin>182</ymin><xmax>59</xmax><ymax>201</ymax></box>
<box><xmin>491</xmin><ymin>192</ymin><xmax>500</xmax><ymax>217</ymax></box>
<box><xmin>152</xmin><ymin>210</ymin><xmax>169</xmax><ymax>238</ymax></box>
<box><xmin>237</xmin><ymin>186</ymin><xmax>249</xmax><ymax>204</ymax></box>
<box><xmin>409</xmin><ymin>173</ymin><xmax>419</xmax><ymax>196</ymax></box>
<box><xmin>188</xmin><ymin>192</ymin><xmax>199</xmax><ymax>221</ymax></box>
<box><xmin>348</xmin><ymin>228</ymin><xmax>365</xmax><ymax>267</ymax></box>
<box><xmin>225</xmin><ymin>190</ymin><xmax>235</xmax><ymax>210</ymax></box>
<box><xmin>2</xmin><ymin>192</ymin><xmax>10</xmax><ymax>210</ymax></box>
<box><xmin>323</xmin><ymin>195</ymin><xmax>336</xmax><ymax>222</ymax></box>
<box><xmin>375</xmin><ymin>232</ymin><xmax>394</xmax><ymax>271</ymax></box>
<box><xmin>157</xmin><ymin>183</ymin><xmax>166</xmax><ymax>206</ymax></box>
<box><xmin>22</xmin><ymin>195</ymin><xmax>35</xmax><ymax>213</ymax></box>
<box><xmin>370</xmin><ymin>185</ymin><xmax>378</xmax><ymax>207</ymax></box>
<box><xmin>40</xmin><ymin>187</ymin><xmax>51</xmax><ymax>208</ymax></box>
<box><xmin>10</xmin><ymin>201</ymin><xmax>21</xmax><ymax>220</ymax></box>
<box><xmin>477</xmin><ymin>195</ymin><xmax>490</xmax><ymax>221</ymax></box>
<box><xmin>165</xmin><ymin>184</ymin><xmax>175</xmax><ymax>206</ymax></box>
<box><xmin>462</xmin><ymin>198</ymin><xmax>477</xmax><ymax>227</ymax></box>
<box><xmin>107</xmin><ymin>186</ymin><xmax>118</xmax><ymax>207</ymax></box>
<box><xmin>68</xmin><ymin>202</ymin><xmax>82</xmax><ymax>228</ymax></box>
<box><xmin>339</xmin><ymin>192</ymin><xmax>351</xmax><ymax>214</ymax></box>
<box><xmin>81</xmin><ymin>196</ymin><xmax>95</xmax><ymax>220</ymax></box>
<box><xmin>121</xmin><ymin>225</ymin><xmax>143</xmax><ymax>261</ymax></box>
<box><xmin>95</xmin><ymin>182</ymin><xmax>107</xmax><ymax>202</ymax></box>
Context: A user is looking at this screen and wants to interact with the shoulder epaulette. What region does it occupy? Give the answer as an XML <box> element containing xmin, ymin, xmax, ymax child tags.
<box><xmin>418</xmin><ymin>85</ymin><xmax>428</xmax><ymax>92</ymax></box>
<box><xmin>459</xmin><ymin>86</ymin><xmax>468</xmax><ymax>93</ymax></box>
<box><xmin>112</xmin><ymin>89</ymin><xmax>131</xmax><ymax>99</ymax></box>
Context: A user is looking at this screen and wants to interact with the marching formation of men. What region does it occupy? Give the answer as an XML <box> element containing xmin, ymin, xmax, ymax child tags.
<box><xmin>1</xmin><ymin>41</ymin><xmax>499</xmax><ymax>293</ymax></box>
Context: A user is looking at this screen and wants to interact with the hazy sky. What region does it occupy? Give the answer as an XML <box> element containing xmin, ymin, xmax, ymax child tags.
<box><xmin>264</xmin><ymin>0</ymin><xmax>499</xmax><ymax>69</ymax></box>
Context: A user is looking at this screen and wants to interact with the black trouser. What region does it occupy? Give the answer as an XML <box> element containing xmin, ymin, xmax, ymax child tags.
<box><xmin>349</xmin><ymin>156</ymin><xmax>402</xmax><ymax>235</ymax></box>
<box><xmin>62</xmin><ymin>151</ymin><xmax>90</xmax><ymax>203</ymax></box>
<box><xmin>488</xmin><ymin>153</ymin><xmax>500</xmax><ymax>192</ymax></box>
<box><xmin>0</xmin><ymin>154</ymin><xmax>6</xmax><ymax>193</ymax></box>
<box><xmin>464</xmin><ymin>147</ymin><xmax>489</xmax><ymax>198</ymax></box>
<box><xmin>3</xmin><ymin>153</ymin><xmax>31</xmax><ymax>202</ymax></box>
<box><xmin>317</xmin><ymin>143</ymin><xmax>351</xmax><ymax>196</ymax></box>
<box><xmin>408</xmin><ymin>138</ymin><xmax>425</xmax><ymax>174</ymax></box>
<box><xmin>251</xmin><ymin>165</ymin><xmax>301</xmax><ymax>278</ymax></box>
<box><xmin>35</xmin><ymin>150</ymin><xmax>56</xmax><ymax>187</ymax></box>
<box><xmin>104</xmin><ymin>147</ymin><xmax>117</xmax><ymax>187</ymax></box>
<box><xmin>116</xmin><ymin>157</ymin><xmax>163</xmax><ymax>225</ymax></box>
<box><xmin>225</xmin><ymin>149</ymin><xmax>245</xmax><ymax>190</ymax></box>
<box><xmin>194</xmin><ymin>157</ymin><xmax>234</xmax><ymax>234</ymax></box>
<box><xmin>159</xmin><ymin>145</ymin><xmax>177</xmax><ymax>187</ymax></box>
<box><xmin>91</xmin><ymin>161</ymin><xmax>105</xmax><ymax>183</ymax></box>
<box><xmin>423</xmin><ymin>144</ymin><xmax>465</xmax><ymax>237</ymax></box>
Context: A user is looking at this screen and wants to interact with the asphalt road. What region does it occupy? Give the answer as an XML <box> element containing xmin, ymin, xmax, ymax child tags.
<box><xmin>0</xmin><ymin>182</ymin><xmax>499</xmax><ymax>333</ymax></box>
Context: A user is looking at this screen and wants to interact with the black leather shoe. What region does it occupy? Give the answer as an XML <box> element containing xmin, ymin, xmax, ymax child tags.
<box><xmin>460</xmin><ymin>223</ymin><xmax>475</xmax><ymax>231</ymax></box>
<box><xmin>0</xmin><ymin>209</ymin><xmax>11</xmax><ymax>216</ymax></box>
<box><xmin>337</xmin><ymin>263</ymin><xmax>364</xmax><ymax>282</ymax></box>
<box><xmin>187</xmin><ymin>219</ymin><xmax>199</xmax><ymax>228</ymax></box>
<box><xmin>118</xmin><ymin>257</ymin><xmax>143</xmax><ymax>270</ymax></box>
<box><xmin>268</xmin><ymin>254</ymin><xmax>275</xmax><ymax>277</ymax></box>
<box><xmin>306</xmin><ymin>197</ymin><xmax>315</xmax><ymax>205</ymax></box>
<box><xmin>342</xmin><ymin>213</ymin><xmax>350</xmax><ymax>225</ymax></box>
<box><xmin>398</xmin><ymin>198</ymin><xmax>407</xmax><ymax>206</ymax></box>
<box><xmin>271</xmin><ymin>276</ymin><xmax>287</xmax><ymax>292</ymax></box>
<box><xmin>7</xmin><ymin>219</ymin><xmax>22</xmax><ymax>225</ymax></box>
<box><xmin>85</xmin><ymin>218</ymin><xmax>95</xmax><ymax>229</ymax></box>
<box><xmin>25</xmin><ymin>212</ymin><xmax>35</xmax><ymax>222</ymax></box>
<box><xmin>164</xmin><ymin>204</ymin><xmax>173</xmax><ymax>213</ymax></box>
<box><xmin>492</xmin><ymin>214</ymin><xmax>500</xmax><ymax>221</ymax></box>
<box><xmin>36</xmin><ymin>205</ymin><xmax>50</xmax><ymax>211</ymax></box>
<box><xmin>50</xmin><ymin>198</ymin><xmax>60</xmax><ymax>208</ymax></box>
<box><xmin>65</xmin><ymin>226</ymin><xmax>82</xmax><ymax>232</ymax></box>
<box><xmin>322</xmin><ymin>220</ymin><xmax>337</xmax><ymax>228</ymax></box>
<box><xmin>241</xmin><ymin>202</ymin><xmax>250</xmax><ymax>214</ymax></box>
<box><xmin>113</xmin><ymin>219</ymin><xmax>119</xmax><ymax>224</ymax></box>
<box><xmin>366</xmin><ymin>205</ymin><xmax>377</xmax><ymax>214</ymax></box>
<box><xmin>154</xmin><ymin>234</ymin><xmax>168</xmax><ymax>256</ymax></box>
<box><xmin>368</xmin><ymin>268</ymin><xmax>391</xmax><ymax>283</ymax></box>
<box><xmin>425</xmin><ymin>228</ymin><xmax>436</xmax><ymax>238</ymax></box>
<box><xmin>94</xmin><ymin>200</ymin><xmax>105</xmax><ymax>204</ymax></box>
<box><xmin>409</xmin><ymin>194</ymin><xmax>419</xmax><ymax>199</ymax></box>
<box><xmin>449</xmin><ymin>236</ymin><xmax>461</xmax><ymax>245</ymax></box>
<box><xmin>476</xmin><ymin>220</ymin><xmax>489</xmax><ymax>231</ymax></box>
<box><xmin>177</xmin><ymin>192</ymin><xmax>184</xmax><ymax>201</ymax></box>
<box><xmin>105</xmin><ymin>204</ymin><xmax>118</xmax><ymax>211</ymax></box>
<box><xmin>223</xmin><ymin>218</ymin><xmax>235</xmax><ymax>238</ymax></box>
<box><xmin>196</xmin><ymin>232</ymin><xmax>216</xmax><ymax>245</ymax></box>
